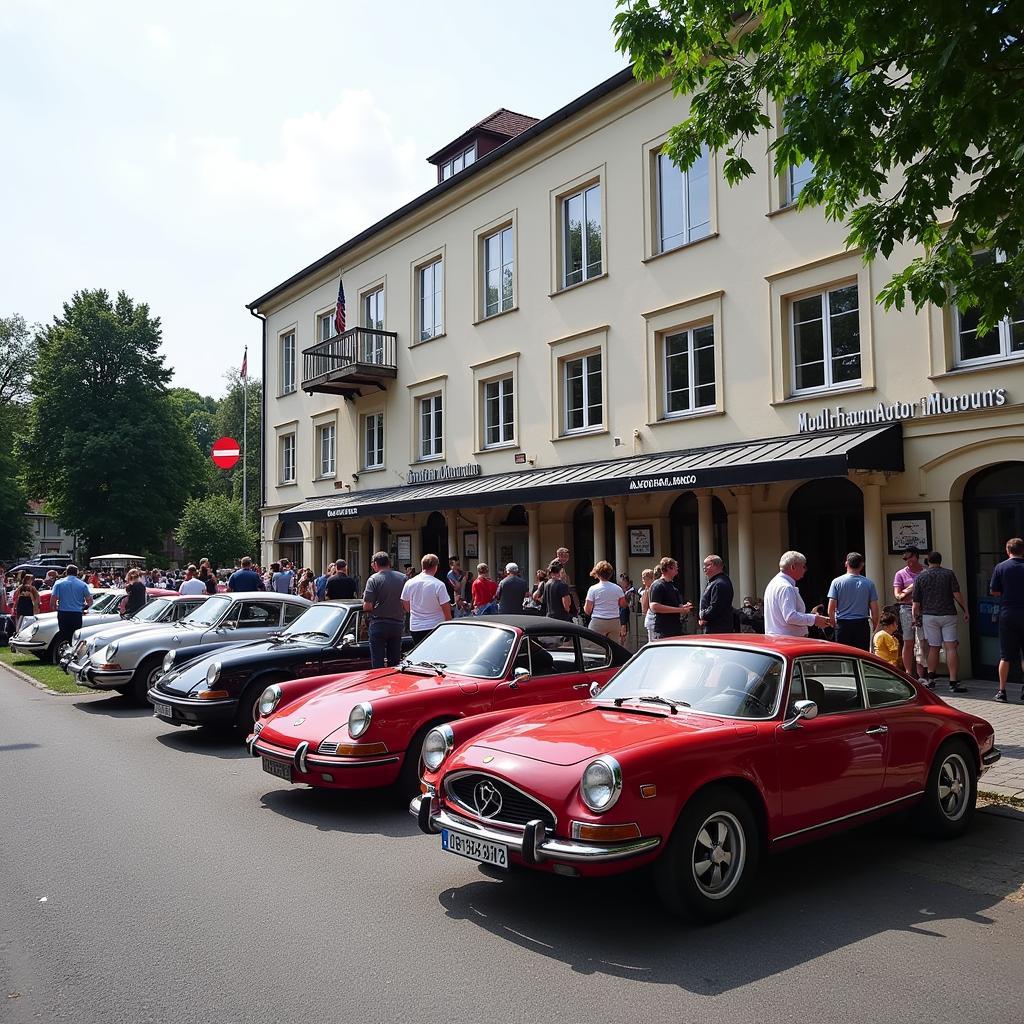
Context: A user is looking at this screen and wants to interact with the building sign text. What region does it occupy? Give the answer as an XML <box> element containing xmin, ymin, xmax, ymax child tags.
<box><xmin>798</xmin><ymin>388</ymin><xmax>1007</xmax><ymax>433</ymax></box>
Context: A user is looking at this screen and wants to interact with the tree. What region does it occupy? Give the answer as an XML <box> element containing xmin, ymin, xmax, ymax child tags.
<box><xmin>0</xmin><ymin>442</ymin><xmax>32</xmax><ymax>560</ymax></box>
<box><xmin>169</xmin><ymin>387</ymin><xmax>219</xmax><ymax>454</ymax></box>
<box><xmin>19</xmin><ymin>289</ymin><xmax>205</xmax><ymax>555</ymax></box>
<box><xmin>213</xmin><ymin>370</ymin><xmax>262</xmax><ymax>533</ymax></box>
<box><xmin>175</xmin><ymin>494</ymin><xmax>257</xmax><ymax>569</ymax></box>
<box><xmin>614</xmin><ymin>1</ymin><xmax>1024</xmax><ymax>330</ymax></box>
<box><xmin>0</xmin><ymin>313</ymin><xmax>37</xmax><ymax>405</ymax></box>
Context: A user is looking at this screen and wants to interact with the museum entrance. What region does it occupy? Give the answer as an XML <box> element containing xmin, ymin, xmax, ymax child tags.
<box><xmin>420</xmin><ymin>511</ymin><xmax>450</xmax><ymax>569</ymax></box>
<box><xmin>668</xmin><ymin>493</ymin><xmax>728</xmax><ymax>615</ymax></box>
<box><xmin>964</xmin><ymin>461</ymin><xmax>1024</xmax><ymax>680</ymax></box>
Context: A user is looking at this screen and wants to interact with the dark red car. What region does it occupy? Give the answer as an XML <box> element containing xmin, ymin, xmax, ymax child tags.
<box><xmin>413</xmin><ymin>635</ymin><xmax>1001</xmax><ymax>922</ymax></box>
<box><xmin>247</xmin><ymin>616</ymin><xmax>631</xmax><ymax>795</ymax></box>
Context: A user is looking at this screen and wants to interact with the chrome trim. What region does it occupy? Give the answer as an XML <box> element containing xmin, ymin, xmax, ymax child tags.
<box><xmin>416</xmin><ymin>802</ymin><xmax>661</xmax><ymax>863</ymax></box>
<box><xmin>421</xmin><ymin>723</ymin><xmax>454</xmax><ymax>771</ymax></box>
<box><xmin>864</xmin><ymin>725</ymin><xmax>889</xmax><ymax>735</ymax></box>
<box><xmin>444</xmin><ymin>769</ymin><xmax>559</xmax><ymax>830</ymax></box>
<box><xmin>982</xmin><ymin>747</ymin><xmax>1002</xmax><ymax>768</ymax></box>
<box><xmin>145</xmin><ymin>689</ymin><xmax>234</xmax><ymax>707</ymax></box>
<box><xmin>580</xmin><ymin>755</ymin><xmax>623</xmax><ymax>813</ymax></box>
<box><xmin>348</xmin><ymin>701</ymin><xmax>373</xmax><ymax>738</ymax></box>
<box><xmin>253</xmin><ymin>740</ymin><xmax>397</xmax><ymax>771</ymax></box>
<box><xmin>772</xmin><ymin>790</ymin><xmax>925</xmax><ymax>843</ymax></box>
<box><xmin>305</xmin><ymin>753</ymin><xmax>399</xmax><ymax>769</ymax></box>
<box><xmin>294</xmin><ymin>741</ymin><xmax>309</xmax><ymax>774</ymax></box>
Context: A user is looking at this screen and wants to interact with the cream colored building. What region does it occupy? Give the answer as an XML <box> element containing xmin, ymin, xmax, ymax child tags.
<box><xmin>249</xmin><ymin>68</ymin><xmax>1024</xmax><ymax>678</ymax></box>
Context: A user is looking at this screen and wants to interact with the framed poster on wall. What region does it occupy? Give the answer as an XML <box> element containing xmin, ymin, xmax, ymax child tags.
<box><xmin>464</xmin><ymin>531</ymin><xmax>479</xmax><ymax>559</ymax></box>
<box><xmin>629</xmin><ymin>525</ymin><xmax>653</xmax><ymax>557</ymax></box>
<box><xmin>396</xmin><ymin>534</ymin><xmax>412</xmax><ymax>565</ymax></box>
<box><xmin>886</xmin><ymin>512</ymin><xmax>932</xmax><ymax>554</ymax></box>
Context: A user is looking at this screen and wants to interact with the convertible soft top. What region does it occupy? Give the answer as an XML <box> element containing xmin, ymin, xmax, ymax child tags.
<box><xmin>449</xmin><ymin>615</ymin><xmax>632</xmax><ymax>664</ymax></box>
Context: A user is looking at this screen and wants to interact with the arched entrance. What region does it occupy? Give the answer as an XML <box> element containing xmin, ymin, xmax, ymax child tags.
<box><xmin>571</xmin><ymin>500</ymin><xmax>617</xmax><ymax>585</ymax></box>
<box><xmin>494</xmin><ymin>505</ymin><xmax>528</xmax><ymax>576</ymax></box>
<box><xmin>964</xmin><ymin>461</ymin><xmax>1024</xmax><ymax>679</ymax></box>
<box><xmin>668</xmin><ymin>493</ymin><xmax>728</xmax><ymax>607</ymax></box>
<box><xmin>787</xmin><ymin>478</ymin><xmax>864</xmax><ymax>612</ymax></box>
<box><xmin>277</xmin><ymin>521</ymin><xmax>304</xmax><ymax>568</ymax></box>
<box><xmin>421</xmin><ymin>511</ymin><xmax>449</xmax><ymax>567</ymax></box>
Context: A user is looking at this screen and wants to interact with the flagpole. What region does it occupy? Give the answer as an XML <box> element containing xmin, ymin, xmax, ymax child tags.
<box><xmin>242</xmin><ymin>348</ymin><xmax>248</xmax><ymax>525</ymax></box>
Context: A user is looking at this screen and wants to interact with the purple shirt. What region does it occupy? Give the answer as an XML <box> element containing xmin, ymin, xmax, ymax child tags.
<box><xmin>893</xmin><ymin>563</ymin><xmax>923</xmax><ymax>605</ymax></box>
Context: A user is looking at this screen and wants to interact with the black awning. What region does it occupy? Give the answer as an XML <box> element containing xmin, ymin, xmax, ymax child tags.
<box><xmin>279</xmin><ymin>424</ymin><xmax>903</xmax><ymax>523</ymax></box>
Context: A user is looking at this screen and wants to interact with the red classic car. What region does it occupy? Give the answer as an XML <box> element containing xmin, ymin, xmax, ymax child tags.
<box><xmin>412</xmin><ymin>635</ymin><xmax>1001</xmax><ymax>922</ymax></box>
<box><xmin>247</xmin><ymin>616</ymin><xmax>631</xmax><ymax>795</ymax></box>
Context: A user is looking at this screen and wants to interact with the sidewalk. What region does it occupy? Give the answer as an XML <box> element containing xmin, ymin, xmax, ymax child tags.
<box><xmin>944</xmin><ymin>678</ymin><xmax>1024</xmax><ymax>799</ymax></box>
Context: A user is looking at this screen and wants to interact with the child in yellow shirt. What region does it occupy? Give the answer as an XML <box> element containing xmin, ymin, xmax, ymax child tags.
<box><xmin>873</xmin><ymin>612</ymin><xmax>900</xmax><ymax>667</ymax></box>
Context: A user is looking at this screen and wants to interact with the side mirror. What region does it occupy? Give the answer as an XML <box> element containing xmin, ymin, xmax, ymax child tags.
<box><xmin>782</xmin><ymin>699</ymin><xmax>818</xmax><ymax>731</ymax></box>
<box><xmin>589</xmin><ymin>680</ymin><xmax>603</xmax><ymax>698</ymax></box>
<box><xmin>511</xmin><ymin>667</ymin><xmax>531</xmax><ymax>687</ymax></box>
<box><xmin>341</xmin><ymin>633</ymin><xmax>356</xmax><ymax>646</ymax></box>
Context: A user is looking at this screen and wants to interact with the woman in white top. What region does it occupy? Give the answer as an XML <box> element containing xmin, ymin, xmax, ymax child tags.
<box><xmin>584</xmin><ymin>561</ymin><xmax>627</xmax><ymax>641</ymax></box>
<box><xmin>639</xmin><ymin>568</ymin><xmax>657</xmax><ymax>644</ymax></box>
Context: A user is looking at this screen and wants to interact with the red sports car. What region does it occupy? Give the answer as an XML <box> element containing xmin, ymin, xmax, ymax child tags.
<box><xmin>247</xmin><ymin>616</ymin><xmax>631</xmax><ymax>795</ymax></box>
<box><xmin>412</xmin><ymin>635</ymin><xmax>1001</xmax><ymax>922</ymax></box>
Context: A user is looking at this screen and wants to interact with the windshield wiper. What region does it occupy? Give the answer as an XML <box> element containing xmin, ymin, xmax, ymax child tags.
<box><xmin>400</xmin><ymin>660</ymin><xmax>447</xmax><ymax>676</ymax></box>
<box><xmin>282</xmin><ymin>630</ymin><xmax>331</xmax><ymax>642</ymax></box>
<box><xmin>612</xmin><ymin>694</ymin><xmax>689</xmax><ymax>714</ymax></box>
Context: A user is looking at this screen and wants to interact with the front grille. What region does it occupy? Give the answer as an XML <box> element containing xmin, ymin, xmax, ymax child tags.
<box><xmin>446</xmin><ymin>773</ymin><xmax>556</xmax><ymax>830</ymax></box>
<box><xmin>318</xmin><ymin>740</ymin><xmax>338</xmax><ymax>754</ymax></box>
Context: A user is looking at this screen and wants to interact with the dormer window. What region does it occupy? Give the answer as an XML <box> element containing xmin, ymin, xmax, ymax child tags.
<box><xmin>441</xmin><ymin>145</ymin><xmax>477</xmax><ymax>180</ymax></box>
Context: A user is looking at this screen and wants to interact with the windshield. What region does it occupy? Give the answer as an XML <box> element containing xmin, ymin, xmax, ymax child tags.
<box><xmin>280</xmin><ymin>605</ymin><xmax>352</xmax><ymax>644</ymax></box>
<box><xmin>181</xmin><ymin>596</ymin><xmax>231</xmax><ymax>627</ymax></box>
<box><xmin>406</xmin><ymin>623</ymin><xmax>516</xmax><ymax>678</ymax></box>
<box><xmin>598</xmin><ymin>644</ymin><xmax>785</xmax><ymax>720</ymax></box>
<box><xmin>90</xmin><ymin>592</ymin><xmax>122</xmax><ymax>613</ymax></box>
<box><xmin>131</xmin><ymin>598</ymin><xmax>172</xmax><ymax>622</ymax></box>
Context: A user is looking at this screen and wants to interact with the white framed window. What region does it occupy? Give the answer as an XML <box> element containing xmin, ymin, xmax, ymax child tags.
<box><xmin>280</xmin><ymin>332</ymin><xmax>296</xmax><ymax>394</ymax></box>
<box><xmin>483</xmin><ymin>375</ymin><xmax>514</xmax><ymax>448</ymax></box>
<box><xmin>418</xmin><ymin>393</ymin><xmax>443</xmax><ymax>460</ymax></box>
<box><xmin>562</xmin><ymin>183</ymin><xmax>602</xmax><ymax>288</ymax></box>
<box><xmin>563</xmin><ymin>352</ymin><xmax>602</xmax><ymax>433</ymax></box>
<box><xmin>362</xmin><ymin>412</ymin><xmax>384</xmax><ymax>470</ymax></box>
<box><xmin>318</xmin><ymin>312</ymin><xmax>336</xmax><ymax>342</ymax></box>
<box><xmin>657</xmin><ymin>147</ymin><xmax>710</xmax><ymax>252</ymax></box>
<box><xmin>317</xmin><ymin>423</ymin><xmax>336</xmax><ymax>477</ymax></box>
<box><xmin>954</xmin><ymin>251</ymin><xmax>1024</xmax><ymax>366</ymax></box>
<box><xmin>441</xmin><ymin>145</ymin><xmax>476</xmax><ymax>180</ymax></box>
<box><xmin>787</xmin><ymin>158</ymin><xmax>814</xmax><ymax>205</ymax></box>
<box><xmin>362</xmin><ymin>287</ymin><xmax>385</xmax><ymax>331</ymax></box>
<box><xmin>418</xmin><ymin>259</ymin><xmax>444</xmax><ymax>341</ymax></box>
<box><xmin>483</xmin><ymin>226</ymin><xmax>514</xmax><ymax>317</ymax></box>
<box><xmin>791</xmin><ymin>283</ymin><xmax>861</xmax><ymax>393</ymax></box>
<box><xmin>664</xmin><ymin>323</ymin><xmax>716</xmax><ymax>416</ymax></box>
<box><xmin>280</xmin><ymin>433</ymin><xmax>296</xmax><ymax>483</ymax></box>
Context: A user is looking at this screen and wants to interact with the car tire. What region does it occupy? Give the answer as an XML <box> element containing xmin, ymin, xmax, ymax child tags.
<box><xmin>395</xmin><ymin>723</ymin><xmax>437</xmax><ymax>800</ymax></box>
<box><xmin>50</xmin><ymin>639</ymin><xmax>69</xmax><ymax>665</ymax></box>
<box><xmin>235</xmin><ymin>678</ymin><xmax>283</xmax><ymax>733</ymax></box>
<box><xmin>654</xmin><ymin>785</ymin><xmax>760</xmax><ymax>923</ymax></box>
<box><xmin>913</xmin><ymin>738</ymin><xmax>977</xmax><ymax>839</ymax></box>
<box><xmin>131</xmin><ymin>654</ymin><xmax>164</xmax><ymax>705</ymax></box>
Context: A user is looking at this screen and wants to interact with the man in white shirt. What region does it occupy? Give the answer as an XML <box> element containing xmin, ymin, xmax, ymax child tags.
<box><xmin>178</xmin><ymin>566</ymin><xmax>207</xmax><ymax>596</ymax></box>
<box><xmin>763</xmin><ymin>551</ymin><xmax>831</xmax><ymax>637</ymax></box>
<box><xmin>401</xmin><ymin>553</ymin><xmax>452</xmax><ymax>645</ymax></box>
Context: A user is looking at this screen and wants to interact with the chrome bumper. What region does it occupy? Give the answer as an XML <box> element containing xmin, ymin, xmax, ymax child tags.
<box><xmin>982</xmin><ymin>747</ymin><xmax>1002</xmax><ymax>772</ymax></box>
<box><xmin>409</xmin><ymin>794</ymin><xmax>661</xmax><ymax>864</ymax></box>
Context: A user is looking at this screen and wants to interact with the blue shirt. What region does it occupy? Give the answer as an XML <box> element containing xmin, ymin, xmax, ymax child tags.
<box><xmin>827</xmin><ymin>572</ymin><xmax>879</xmax><ymax>620</ymax></box>
<box><xmin>227</xmin><ymin>569</ymin><xmax>263</xmax><ymax>592</ymax></box>
<box><xmin>991</xmin><ymin>557</ymin><xmax>1024</xmax><ymax>610</ymax></box>
<box><xmin>51</xmin><ymin>575</ymin><xmax>91</xmax><ymax>613</ymax></box>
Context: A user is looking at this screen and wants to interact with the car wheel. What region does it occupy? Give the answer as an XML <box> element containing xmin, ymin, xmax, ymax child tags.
<box><xmin>913</xmin><ymin>738</ymin><xmax>977</xmax><ymax>838</ymax></box>
<box><xmin>131</xmin><ymin>655</ymin><xmax>164</xmax><ymax>705</ymax></box>
<box><xmin>51</xmin><ymin>639</ymin><xmax>69</xmax><ymax>665</ymax></box>
<box><xmin>654</xmin><ymin>785</ymin><xmax>760</xmax><ymax>923</ymax></box>
<box><xmin>235</xmin><ymin>678</ymin><xmax>281</xmax><ymax>732</ymax></box>
<box><xmin>395</xmin><ymin>723</ymin><xmax>438</xmax><ymax>799</ymax></box>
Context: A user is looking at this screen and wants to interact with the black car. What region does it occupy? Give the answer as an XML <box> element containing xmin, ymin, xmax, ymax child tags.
<box><xmin>147</xmin><ymin>600</ymin><xmax>415</xmax><ymax>731</ymax></box>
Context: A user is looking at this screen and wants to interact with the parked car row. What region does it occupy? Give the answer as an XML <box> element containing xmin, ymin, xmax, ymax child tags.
<box><xmin>39</xmin><ymin>593</ymin><xmax>1004</xmax><ymax>923</ymax></box>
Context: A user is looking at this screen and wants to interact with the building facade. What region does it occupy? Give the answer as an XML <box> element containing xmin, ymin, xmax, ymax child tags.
<box><xmin>250</xmin><ymin>68</ymin><xmax>1024</xmax><ymax>678</ymax></box>
<box><xmin>26</xmin><ymin>500</ymin><xmax>75</xmax><ymax>557</ymax></box>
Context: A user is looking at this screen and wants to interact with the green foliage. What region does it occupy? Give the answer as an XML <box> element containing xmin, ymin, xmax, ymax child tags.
<box><xmin>175</xmin><ymin>494</ymin><xmax>257</xmax><ymax>568</ymax></box>
<box><xmin>18</xmin><ymin>289</ymin><xmax>205</xmax><ymax>555</ymax></box>
<box><xmin>0</xmin><ymin>313</ymin><xmax>38</xmax><ymax>405</ymax></box>
<box><xmin>213</xmin><ymin>370</ymin><xmax>262</xmax><ymax>533</ymax></box>
<box><xmin>0</xmin><ymin>440</ymin><xmax>32</xmax><ymax>560</ymax></box>
<box><xmin>614</xmin><ymin>1</ymin><xmax>1024</xmax><ymax>331</ymax></box>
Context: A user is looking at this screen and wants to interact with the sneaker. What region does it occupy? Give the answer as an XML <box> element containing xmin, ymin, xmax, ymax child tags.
<box><xmin>948</xmin><ymin>682</ymin><xmax>968</xmax><ymax>694</ymax></box>
<box><xmin>995</xmin><ymin>689</ymin><xmax>1008</xmax><ymax>702</ymax></box>
<box><xmin>921</xmin><ymin>677</ymin><xmax>936</xmax><ymax>690</ymax></box>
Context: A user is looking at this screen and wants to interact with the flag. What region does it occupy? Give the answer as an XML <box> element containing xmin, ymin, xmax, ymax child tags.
<box><xmin>334</xmin><ymin>277</ymin><xmax>346</xmax><ymax>335</ymax></box>
<box><xmin>241</xmin><ymin>346</ymin><xmax>248</xmax><ymax>380</ymax></box>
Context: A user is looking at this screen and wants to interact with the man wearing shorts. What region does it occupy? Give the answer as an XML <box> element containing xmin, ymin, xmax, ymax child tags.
<box><xmin>893</xmin><ymin>546</ymin><xmax>928</xmax><ymax>680</ymax></box>
<box><xmin>912</xmin><ymin>551</ymin><xmax>969</xmax><ymax>693</ymax></box>
<box><xmin>990</xmin><ymin>537</ymin><xmax>1024</xmax><ymax>702</ymax></box>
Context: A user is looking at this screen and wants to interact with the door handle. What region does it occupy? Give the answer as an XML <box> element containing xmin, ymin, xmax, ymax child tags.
<box><xmin>572</xmin><ymin>683</ymin><xmax>590</xmax><ymax>690</ymax></box>
<box><xmin>865</xmin><ymin>725</ymin><xmax>888</xmax><ymax>735</ymax></box>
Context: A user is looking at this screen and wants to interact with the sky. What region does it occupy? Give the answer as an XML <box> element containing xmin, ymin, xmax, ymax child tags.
<box><xmin>1</xmin><ymin>0</ymin><xmax>627</xmax><ymax>396</ymax></box>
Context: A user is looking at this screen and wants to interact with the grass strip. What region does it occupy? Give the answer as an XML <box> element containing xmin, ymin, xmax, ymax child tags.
<box><xmin>0</xmin><ymin>647</ymin><xmax>92</xmax><ymax>694</ymax></box>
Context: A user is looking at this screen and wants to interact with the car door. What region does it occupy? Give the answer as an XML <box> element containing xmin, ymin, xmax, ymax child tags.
<box><xmin>212</xmin><ymin>599</ymin><xmax>282</xmax><ymax>645</ymax></box>
<box><xmin>775</xmin><ymin>656</ymin><xmax>888</xmax><ymax>838</ymax></box>
<box><xmin>318</xmin><ymin>610</ymin><xmax>373</xmax><ymax>675</ymax></box>
<box><xmin>490</xmin><ymin>632</ymin><xmax>594</xmax><ymax>710</ymax></box>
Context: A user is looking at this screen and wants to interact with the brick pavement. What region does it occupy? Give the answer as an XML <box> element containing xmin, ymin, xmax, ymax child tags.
<box><xmin>943</xmin><ymin>678</ymin><xmax>1024</xmax><ymax>798</ymax></box>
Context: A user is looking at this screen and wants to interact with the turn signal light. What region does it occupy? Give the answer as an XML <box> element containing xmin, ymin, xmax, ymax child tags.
<box><xmin>570</xmin><ymin>822</ymin><xmax>642</xmax><ymax>842</ymax></box>
<box><xmin>333</xmin><ymin>742</ymin><xmax>389</xmax><ymax>756</ymax></box>
<box><xmin>98</xmin><ymin>664</ymin><xmax>122</xmax><ymax>671</ymax></box>
<box><xmin>196</xmin><ymin>690</ymin><xmax>230</xmax><ymax>700</ymax></box>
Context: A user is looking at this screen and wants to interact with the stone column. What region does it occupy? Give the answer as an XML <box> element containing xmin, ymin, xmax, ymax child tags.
<box><xmin>527</xmin><ymin>504</ymin><xmax>541</xmax><ymax>580</ymax></box>
<box><xmin>696</xmin><ymin>490</ymin><xmax>714</xmax><ymax>565</ymax></box>
<box><xmin>446</xmin><ymin>510</ymin><xmax>458</xmax><ymax>564</ymax></box>
<box><xmin>591</xmin><ymin>498</ymin><xmax>606</xmax><ymax>565</ymax></box>
<box><xmin>862</xmin><ymin>475</ymin><xmax>885</xmax><ymax>587</ymax></box>
<box><xmin>476</xmin><ymin>512</ymin><xmax>488</xmax><ymax>571</ymax></box>
<box><xmin>371</xmin><ymin>519</ymin><xmax>383</xmax><ymax>557</ymax></box>
<box><xmin>609</xmin><ymin>498</ymin><xmax>628</xmax><ymax>580</ymax></box>
<box><xmin>735</xmin><ymin>487</ymin><xmax>756</xmax><ymax>602</ymax></box>
<box><xmin>325</xmin><ymin>525</ymin><xmax>337</xmax><ymax>569</ymax></box>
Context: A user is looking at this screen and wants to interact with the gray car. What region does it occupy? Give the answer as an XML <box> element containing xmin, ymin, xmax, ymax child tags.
<box><xmin>68</xmin><ymin>592</ymin><xmax>310</xmax><ymax>703</ymax></box>
<box><xmin>10</xmin><ymin>590</ymin><xmax>124</xmax><ymax>663</ymax></box>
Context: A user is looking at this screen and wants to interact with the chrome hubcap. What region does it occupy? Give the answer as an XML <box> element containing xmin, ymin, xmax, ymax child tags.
<box><xmin>937</xmin><ymin>752</ymin><xmax>970</xmax><ymax>821</ymax></box>
<box><xmin>691</xmin><ymin>810</ymin><xmax>745</xmax><ymax>900</ymax></box>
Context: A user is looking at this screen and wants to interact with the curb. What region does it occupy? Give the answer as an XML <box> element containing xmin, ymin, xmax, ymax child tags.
<box><xmin>0</xmin><ymin>657</ymin><xmax>85</xmax><ymax>696</ymax></box>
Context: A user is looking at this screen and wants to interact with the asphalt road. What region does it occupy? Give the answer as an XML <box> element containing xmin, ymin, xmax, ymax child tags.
<box><xmin>3</xmin><ymin>666</ymin><xmax>1024</xmax><ymax>1024</ymax></box>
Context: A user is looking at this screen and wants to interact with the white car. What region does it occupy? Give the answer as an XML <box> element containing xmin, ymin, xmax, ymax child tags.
<box><xmin>10</xmin><ymin>590</ymin><xmax>125</xmax><ymax>664</ymax></box>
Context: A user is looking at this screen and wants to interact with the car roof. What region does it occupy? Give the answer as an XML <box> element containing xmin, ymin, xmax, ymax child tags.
<box><xmin>446</xmin><ymin>614</ymin><xmax>612</xmax><ymax>638</ymax></box>
<box><xmin>662</xmin><ymin>635</ymin><xmax>878</xmax><ymax>659</ymax></box>
<box><xmin>210</xmin><ymin>592</ymin><xmax>309</xmax><ymax>604</ymax></box>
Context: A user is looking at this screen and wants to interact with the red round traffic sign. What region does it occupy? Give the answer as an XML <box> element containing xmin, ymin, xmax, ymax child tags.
<box><xmin>211</xmin><ymin>436</ymin><xmax>241</xmax><ymax>470</ymax></box>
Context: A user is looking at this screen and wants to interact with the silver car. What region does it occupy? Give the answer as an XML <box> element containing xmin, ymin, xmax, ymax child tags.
<box><xmin>10</xmin><ymin>590</ymin><xmax>125</xmax><ymax>663</ymax></box>
<box><xmin>68</xmin><ymin>592</ymin><xmax>310</xmax><ymax>702</ymax></box>
<box><xmin>60</xmin><ymin>594</ymin><xmax>210</xmax><ymax>673</ymax></box>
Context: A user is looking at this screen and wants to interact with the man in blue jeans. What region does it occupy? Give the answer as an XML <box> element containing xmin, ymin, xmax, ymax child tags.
<box><xmin>51</xmin><ymin>564</ymin><xmax>93</xmax><ymax>649</ymax></box>
<box><xmin>362</xmin><ymin>551</ymin><xmax>407</xmax><ymax>668</ymax></box>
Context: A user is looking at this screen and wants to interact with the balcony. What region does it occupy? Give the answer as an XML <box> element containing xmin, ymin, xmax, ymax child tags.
<box><xmin>301</xmin><ymin>328</ymin><xmax>398</xmax><ymax>397</ymax></box>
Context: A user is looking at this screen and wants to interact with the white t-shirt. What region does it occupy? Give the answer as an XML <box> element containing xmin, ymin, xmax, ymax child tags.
<box><xmin>401</xmin><ymin>573</ymin><xmax>451</xmax><ymax>631</ymax></box>
<box><xmin>586</xmin><ymin>580</ymin><xmax>622</xmax><ymax>619</ymax></box>
<box><xmin>178</xmin><ymin>577</ymin><xmax>206</xmax><ymax>595</ymax></box>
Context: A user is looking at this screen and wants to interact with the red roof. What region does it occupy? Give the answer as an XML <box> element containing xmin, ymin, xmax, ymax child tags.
<box><xmin>473</xmin><ymin>108</ymin><xmax>539</xmax><ymax>137</ymax></box>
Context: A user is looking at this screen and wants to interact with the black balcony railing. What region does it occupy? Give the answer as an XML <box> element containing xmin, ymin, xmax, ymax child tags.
<box><xmin>301</xmin><ymin>328</ymin><xmax>398</xmax><ymax>396</ymax></box>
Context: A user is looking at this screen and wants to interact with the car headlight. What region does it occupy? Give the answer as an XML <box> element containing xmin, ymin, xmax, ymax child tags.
<box><xmin>580</xmin><ymin>756</ymin><xmax>622</xmax><ymax>813</ymax></box>
<box><xmin>103</xmin><ymin>641</ymin><xmax>119</xmax><ymax>661</ymax></box>
<box><xmin>162</xmin><ymin>652</ymin><xmax>175</xmax><ymax>673</ymax></box>
<box><xmin>206</xmin><ymin>661</ymin><xmax>222</xmax><ymax>686</ymax></box>
<box><xmin>348</xmin><ymin>702</ymin><xmax>373</xmax><ymax>738</ymax></box>
<box><xmin>258</xmin><ymin>684</ymin><xmax>282</xmax><ymax>717</ymax></box>
<box><xmin>27</xmin><ymin>623</ymin><xmax>39</xmax><ymax>639</ymax></box>
<box><xmin>421</xmin><ymin>724</ymin><xmax>454</xmax><ymax>772</ymax></box>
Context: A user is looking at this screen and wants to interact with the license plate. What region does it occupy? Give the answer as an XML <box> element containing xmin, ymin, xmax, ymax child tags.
<box><xmin>152</xmin><ymin>701</ymin><xmax>174</xmax><ymax>720</ymax></box>
<box><xmin>441</xmin><ymin>828</ymin><xmax>508</xmax><ymax>868</ymax></box>
<box><xmin>262</xmin><ymin>758</ymin><xmax>293</xmax><ymax>782</ymax></box>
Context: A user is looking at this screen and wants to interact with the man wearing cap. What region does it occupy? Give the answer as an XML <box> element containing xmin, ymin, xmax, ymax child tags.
<box><xmin>496</xmin><ymin>563</ymin><xmax>528</xmax><ymax>614</ymax></box>
<box><xmin>893</xmin><ymin>546</ymin><xmax>928</xmax><ymax>679</ymax></box>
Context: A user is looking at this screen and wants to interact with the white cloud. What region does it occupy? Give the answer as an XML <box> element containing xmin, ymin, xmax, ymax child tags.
<box><xmin>144</xmin><ymin>23</ymin><xmax>174</xmax><ymax>55</ymax></box>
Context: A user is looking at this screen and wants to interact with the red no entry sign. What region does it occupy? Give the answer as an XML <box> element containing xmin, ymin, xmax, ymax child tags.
<box><xmin>211</xmin><ymin>436</ymin><xmax>241</xmax><ymax>469</ymax></box>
